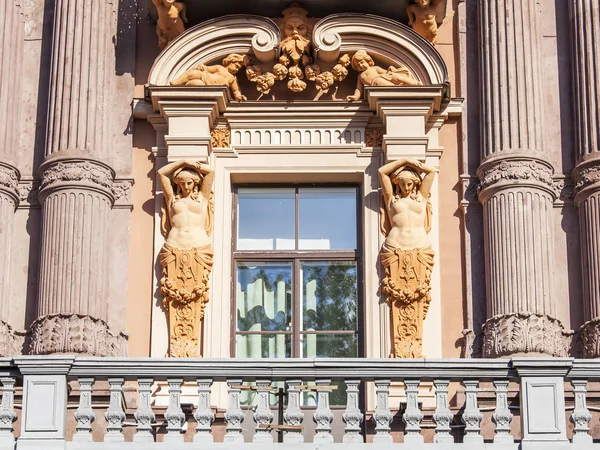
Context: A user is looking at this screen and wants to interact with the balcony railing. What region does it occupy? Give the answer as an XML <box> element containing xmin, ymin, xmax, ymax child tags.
<box><xmin>1</xmin><ymin>356</ymin><xmax>599</xmax><ymax>448</ymax></box>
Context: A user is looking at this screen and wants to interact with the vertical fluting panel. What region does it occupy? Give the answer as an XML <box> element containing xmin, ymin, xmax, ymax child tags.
<box><xmin>569</xmin><ymin>0</ymin><xmax>600</xmax><ymax>160</ymax></box>
<box><xmin>479</xmin><ymin>0</ymin><xmax>544</xmax><ymax>158</ymax></box>
<box><xmin>0</xmin><ymin>192</ymin><xmax>17</xmax><ymax>322</ymax></box>
<box><xmin>570</xmin><ymin>0</ymin><xmax>600</xmax><ymax>357</ymax></box>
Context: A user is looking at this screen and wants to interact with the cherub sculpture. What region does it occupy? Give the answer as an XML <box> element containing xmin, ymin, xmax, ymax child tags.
<box><xmin>170</xmin><ymin>54</ymin><xmax>248</xmax><ymax>101</ymax></box>
<box><xmin>346</xmin><ymin>51</ymin><xmax>422</xmax><ymax>101</ymax></box>
<box><xmin>407</xmin><ymin>0</ymin><xmax>443</xmax><ymax>45</ymax></box>
<box><xmin>153</xmin><ymin>0</ymin><xmax>188</xmax><ymax>51</ymax></box>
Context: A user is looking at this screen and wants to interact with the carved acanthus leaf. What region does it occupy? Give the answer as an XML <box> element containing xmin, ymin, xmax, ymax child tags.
<box><xmin>211</xmin><ymin>128</ymin><xmax>231</xmax><ymax>148</ymax></box>
<box><xmin>482</xmin><ymin>312</ymin><xmax>572</xmax><ymax>357</ymax></box>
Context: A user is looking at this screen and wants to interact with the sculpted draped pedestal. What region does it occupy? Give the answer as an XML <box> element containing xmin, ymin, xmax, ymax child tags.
<box><xmin>379</xmin><ymin>159</ymin><xmax>436</xmax><ymax>358</ymax></box>
<box><xmin>158</xmin><ymin>160</ymin><xmax>215</xmax><ymax>357</ymax></box>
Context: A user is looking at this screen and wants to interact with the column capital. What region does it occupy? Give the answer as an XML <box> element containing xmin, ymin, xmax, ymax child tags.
<box><xmin>573</xmin><ymin>156</ymin><xmax>600</xmax><ymax>205</ymax></box>
<box><xmin>38</xmin><ymin>153</ymin><xmax>115</xmax><ymax>203</ymax></box>
<box><xmin>477</xmin><ymin>154</ymin><xmax>556</xmax><ymax>203</ymax></box>
<box><xmin>0</xmin><ymin>162</ymin><xmax>20</xmax><ymax>206</ymax></box>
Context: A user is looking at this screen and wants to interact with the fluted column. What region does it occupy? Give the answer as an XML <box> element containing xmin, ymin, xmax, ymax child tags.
<box><xmin>30</xmin><ymin>0</ymin><xmax>127</xmax><ymax>356</ymax></box>
<box><xmin>477</xmin><ymin>0</ymin><xmax>570</xmax><ymax>357</ymax></box>
<box><xmin>569</xmin><ymin>0</ymin><xmax>600</xmax><ymax>357</ymax></box>
<box><xmin>0</xmin><ymin>1</ymin><xmax>25</xmax><ymax>356</ymax></box>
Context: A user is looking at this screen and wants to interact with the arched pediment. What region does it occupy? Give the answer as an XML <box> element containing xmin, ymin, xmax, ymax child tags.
<box><xmin>148</xmin><ymin>12</ymin><xmax>448</xmax><ymax>90</ymax></box>
<box><xmin>148</xmin><ymin>15</ymin><xmax>281</xmax><ymax>86</ymax></box>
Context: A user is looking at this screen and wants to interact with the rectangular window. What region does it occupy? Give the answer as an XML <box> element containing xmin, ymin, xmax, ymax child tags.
<box><xmin>234</xmin><ymin>186</ymin><xmax>361</xmax><ymax>359</ymax></box>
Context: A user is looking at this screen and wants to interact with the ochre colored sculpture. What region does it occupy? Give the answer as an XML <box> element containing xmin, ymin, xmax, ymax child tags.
<box><xmin>378</xmin><ymin>158</ymin><xmax>436</xmax><ymax>358</ymax></box>
<box><xmin>158</xmin><ymin>160</ymin><xmax>215</xmax><ymax>358</ymax></box>
<box><xmin>407</xmin><ymin>0</ymin><xmax>443</xmax><ymax>45</ymax></box>
<box><xmin>152</xmin><ymin>0</ymin><xmax>187</xmax><ymax>51</ymax></box>
<box><xmin>346</xmin><ymin>51</ymin><xmax>422</xmax><ymax>101</ymax></box>
<box><xmin>170</xmin><ymin>54</ymin><xmax>248</xmax><ymax>101</ymax></box>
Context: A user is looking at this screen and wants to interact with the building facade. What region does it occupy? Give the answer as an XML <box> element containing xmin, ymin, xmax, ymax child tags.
<box><xmin>0</xmin><ymin>0</ymin><xmax>599</xmax><ymax>447</ymax></box>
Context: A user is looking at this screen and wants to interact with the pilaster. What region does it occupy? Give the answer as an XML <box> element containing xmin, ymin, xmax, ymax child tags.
<box><xmin>477</xmin><ymin>0</ymin><xmax>569</xmax><ymax>356</ymax></box>
<box><xmin>31</xmin><ymin>0</ymin><xmax>127</xmax><ymax>355</ymax></box>
<box><xmin>568</xmin><ymin>0</ymin><xmax>600</xmax><ymax>357</ymax></box>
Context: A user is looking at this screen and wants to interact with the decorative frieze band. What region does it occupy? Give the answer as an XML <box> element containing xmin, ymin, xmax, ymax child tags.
<box><xmin>477</xmin><ymin>156</ymin><xmax>555</xmax><ymax>201</ymax></box>
<box><xmin>482</xmin><ymin>313</ymin><xmax>573</xmax><ymax>358</ymax></box>
<box><xmin>0</xmin><ymin>163</ymin><xmax>20</xmax><ymax>204</ymax></box>
<box><xmin>28</xmin><ymin>313</ymin><xmax>128</xmax><ymax>357</ymax></box>
<box><xmin>573</xmin><ymin>158</ymin><xmax>600</xmax><ymax>204</ymax></box>
<box><xmin>39</xmin><ymin>156</ymin><xmax>115</xmax><ymax>202</ymax></box>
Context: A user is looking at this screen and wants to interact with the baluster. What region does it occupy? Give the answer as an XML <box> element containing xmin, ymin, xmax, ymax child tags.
<box><xmin>254</xmin><ymin>379</ymin><xmax>274</xmax><ymax>443</ymax></box>
<box><xmin>313</xmin><ymin>379</ymin><xmax>334</xmax><ymax>443</ymax></box>
<box><xmin>342</xmin><ymin>379</ymin><xmax>363</xmax><ymax>443</ymax></box>
<box><xmin>134</xmin><ymin>378</ymin><xmax>155</xmax><ymax>443</ymax></box>
<box><xmin>432</xmin><ymin>379</ymin><xmax>453</xmax><ymax>443</ymax></box>
<box><xmin>104</xmin><ymin>377</ymin><xmax>125</xmax><ymax>442</ymax></box>
<box><xmin>283</xmin><ymin>379</ymin><xmax>304</xmax><ymax>443</ymax></box>
<box><xmin>73</xmin><ymin>377</ymin><xmax>95</xmax><ymax>442</ymax></box>
<box><xmin>571</xmin><ymin>380</ymin><xmax>592</xmax><ymax>444</ymax></box>
<box><xmin>492</xmin><ymin>380</ymin><xmax>513</xmax><ymax>443</ymax></box>
<box><xmin>0</xmin><ymin>377</ymin><xmax>17</xmax><ymax>444</ymax></box>
<box><xmin>403</xmin><ymin>379</ymin><xmax>424</xmax><ymax>443</ymax></box>
<box><xmin>224</xmin><ymin>379</ymin><xmax>244</xmax><ymax>443</ymax></box>
<box><xmin>193</xmin><ymin>378</ymin><xmax>214</xmax><ymax>443</ymax></box>
<box><xmin>372</xmin><ymin>379</ymin><xmax>393</xmax><ymax>443</ymax></box>
<box><xmin>164</xmin><ymin>378</ymin><xmax>185</xmax><ymax>443</ymax></box>
<box><xmin>461</xmin><ymin>380</ymin><xmax>483</xmax><ymax>443</ymax></box>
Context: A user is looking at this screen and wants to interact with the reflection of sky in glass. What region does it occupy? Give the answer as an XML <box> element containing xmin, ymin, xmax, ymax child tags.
<box><xmin>299</xmin><ymin>188</ymin><xmax>357</xmax><ymax>250</ymax></box>
<box><xmin>237</xmin><ymin>188</ymin><xmax>295</xmax><ymax>250</ymax></box>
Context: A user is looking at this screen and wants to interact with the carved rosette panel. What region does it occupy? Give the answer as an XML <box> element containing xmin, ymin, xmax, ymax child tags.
<box><xmin>39</xmin><ymin>157</ymin><xmax>115</xmax><ymax>203</ymax></box>
<box><xmin>28</xmin><ymin>313</ymin><xmax>128</xmax><ymax>357</ymax></box>
<box><xmin>211</xmin><ymin>128</ymin><xmax>231</xmax><ymax>148</ymax></box>
<box><xmin>482</xmin><ymin>313</ymin><xmax>572</xmax><ymax>358</ymax></box>
<box><xmin>0</xmin><ymin>163</ymin><xmax>20</xmax><ymax>205</ymax></box>
<box><xmin>477</xmin><ymin>156</ymin><xmax>555</xmax><ymax>202</ymax></box>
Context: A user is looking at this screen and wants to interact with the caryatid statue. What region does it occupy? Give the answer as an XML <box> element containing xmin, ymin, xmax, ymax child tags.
<box><xmin>378</xmin><ymin>158</ymin><xmax>436</xmax><ymax>358</ymax></box>
<box><xmin>158</xmin><ymin>160</ymin><xmax>215</xmax><ymax>358</ymax></box>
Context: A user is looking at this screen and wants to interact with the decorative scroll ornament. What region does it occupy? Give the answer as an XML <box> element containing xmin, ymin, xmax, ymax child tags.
<box><xmin>28</xmin><ymin>313</ymin><xmax>128</xmax><ymax>357</ymax></box>
<box><xmin>158</xmin><ymin>161</ymin><xmax>215</xmax><ymax>358</ymax></box>
<box><xmin>482</xmin><ymin>312</ymin><xmax>573</xmax><ymax>357</ymax></box>
<box><xmin>211</xmin><ymin>128</ymin><xmax>231</xmax><ymax>148</ymax></box>
<box><xmin>365</xmin><ymin>127</ymin><xmax>384</xmax><ymax>147</ymax></box>
<box><xmin>379</xmin><ymin>159</ymin><xmax>436</xmax><ymax>358</ymax></box>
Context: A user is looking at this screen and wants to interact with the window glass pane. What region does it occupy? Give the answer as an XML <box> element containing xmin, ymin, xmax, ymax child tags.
<box><xmin>300</xmin><ymin>334</ymin><xmax>358</xmax><ymax>358</ymax></box>
<box><xmin>301</xmin><ymin>261</ymin><xmax>358</xmax><ymax>331</ymax></box>
<box><xmin>236</xmin><ymin>334</ymin><xmax>292</xmax><ymax>358</ymax></box>
<box><xmin>237</xmin><ymin>262</ymin><xmax>292</xmax><ymax>335</ymax></box>
<box><xmin>298</xmin><ymin>188</ymin><xmax>357</xmax><ymax>250</ymax></box>
<box><xmin>237</xmin><ymin>188</ymin><xmax>295</xmax><ymax>250</ymax></box>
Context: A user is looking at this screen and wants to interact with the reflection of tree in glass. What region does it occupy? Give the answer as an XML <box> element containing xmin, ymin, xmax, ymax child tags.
<box><xmin>303</xmin><ymin>263</ymin><xmax>357</xmax><ymax>332</ymax></box>
<box><xmin>237</xmin><ymin>267</ymin><xmax>292</xmax><ymax>332</ymax></box>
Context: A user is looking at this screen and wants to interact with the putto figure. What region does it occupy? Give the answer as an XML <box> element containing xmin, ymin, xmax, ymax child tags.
<box><xmin>170</xmin><ymin>54</ymin><xmax>248</xmax><ymax>101</ymax></box>
<box><xmin>407</xmin><ymin>0</ymin><xmax>443</xmax><ymax>45</ymax></box>
<box><xmin>152</xmin><ymin>0</ymin><xmax>187</xmax><ymax>51</ymax></box>
<box><xmin>378</xmin><ymin>158</ymin><xmax>436</xmax><ymax>358</ymax></box>
<box><xmin>346</xmin><ymin>50</ymin><xmax>422</xmax><ymax>101</ymax></box>
<box><xmin>158</xmin><ymin>160</ymin><xmax>215</xmax><ymax>358</ymax></box>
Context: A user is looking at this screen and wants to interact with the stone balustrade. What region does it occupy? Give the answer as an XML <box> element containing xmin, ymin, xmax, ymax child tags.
<box><xmin>0</xmin><ymin>357</ymin><xmax>599</xmax><ymax>448</ymax></box>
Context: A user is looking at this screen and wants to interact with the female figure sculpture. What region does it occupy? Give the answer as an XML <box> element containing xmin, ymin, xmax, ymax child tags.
<box><xmin>158</xmin><ymin>160</ymin><xmax>215</xmax><ymax>357</ymax></box>
<box><xmin>378</xmin><ymin>158</ymin><xmax>436</xmax><ymax>358</ymax></box>
<box><xmin>407</xmin><ymin>0</ymin><xmax>443</xmax><ymax>45</ymax></box>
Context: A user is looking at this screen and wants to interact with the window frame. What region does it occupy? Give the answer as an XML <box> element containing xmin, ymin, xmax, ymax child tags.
<box><xmin>231</xmin><ymin>183</ymin><xmax>364</xmax><ymax>358</ymax></box>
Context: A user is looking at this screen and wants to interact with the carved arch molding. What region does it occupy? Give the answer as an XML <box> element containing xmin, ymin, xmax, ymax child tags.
<box><xmin>149</xmin><ymin>13</ymin><xmax>449</xmax><ymax>89</ymax></box>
